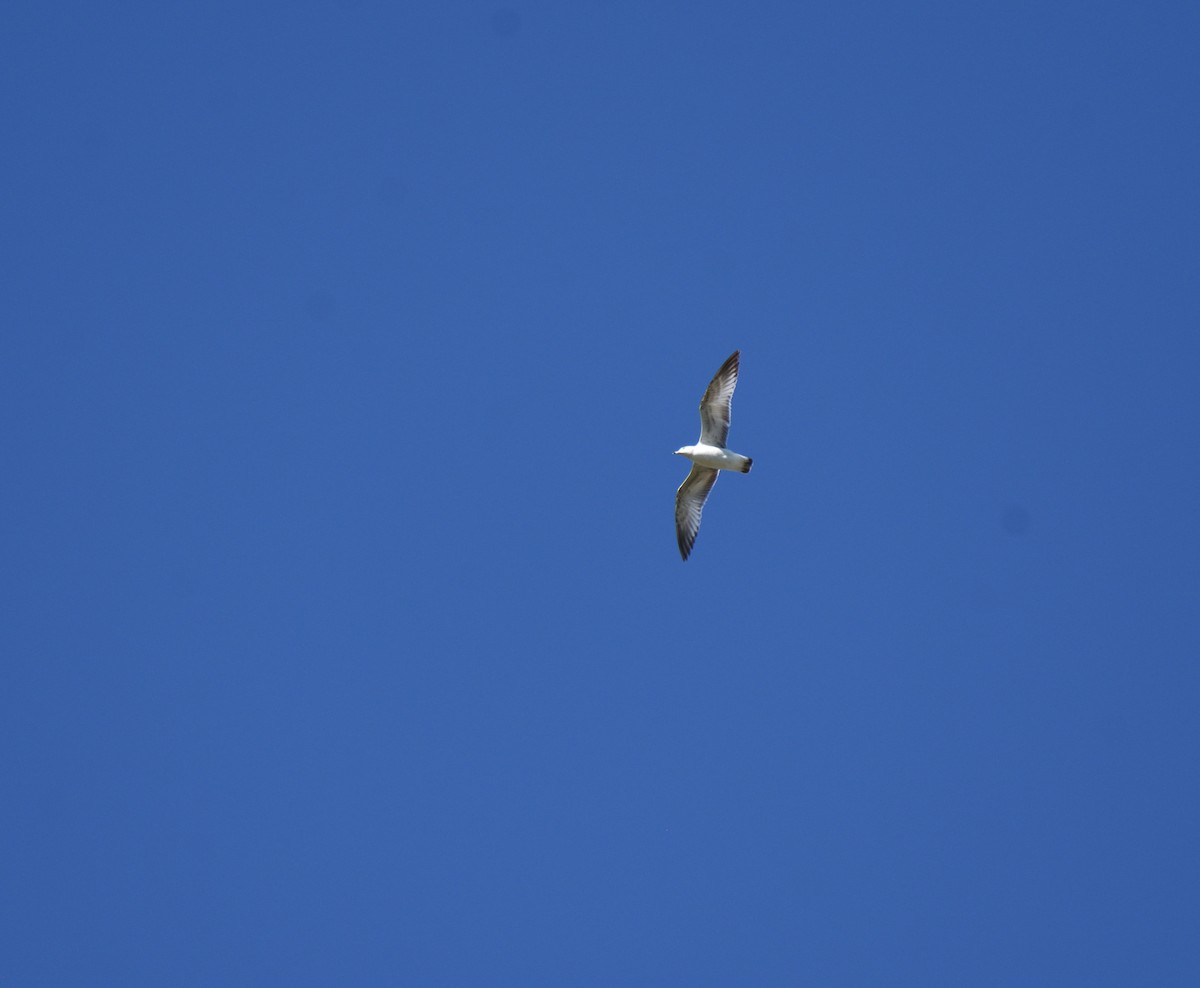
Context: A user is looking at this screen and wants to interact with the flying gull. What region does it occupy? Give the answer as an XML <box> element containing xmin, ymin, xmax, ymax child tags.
<box><xmin>674</xmin><ymin>350</ymin><xmax>752</xmax><ymax>560</ymax></box>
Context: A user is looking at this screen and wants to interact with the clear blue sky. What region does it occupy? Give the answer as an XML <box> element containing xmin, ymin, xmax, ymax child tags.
<box><xmin>3</xmin><ymin>2</ymin><xmax>1198</xmax><ymax>984</ymax></box>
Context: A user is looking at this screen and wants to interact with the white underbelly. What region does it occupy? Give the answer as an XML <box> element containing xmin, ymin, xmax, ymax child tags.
<box><xmin>688</xmin><ymin>445</ymin><xmax>751</xmax><ymax>471</ymax></box>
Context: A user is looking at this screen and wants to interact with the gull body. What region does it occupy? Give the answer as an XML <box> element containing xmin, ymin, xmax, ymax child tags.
<box><xmin>673</xmin><ymin>351</ymin><xmax>753</xmax><ymax>561</ymax></box>
<box><xmin>673</xmin><ymin>443</ymin><xmax>752</xmax><ymax>473</ymax></box>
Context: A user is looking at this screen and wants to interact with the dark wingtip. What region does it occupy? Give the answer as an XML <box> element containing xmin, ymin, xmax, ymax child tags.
<box><xmin>710</xmin><ymin>351</ymin><xmax>739</xmax><ymax>381</ymax></box>
<box><xmin>677</xmin><ymin>528</ymin><xmax>693</xmax><ymax>560</ymax></box>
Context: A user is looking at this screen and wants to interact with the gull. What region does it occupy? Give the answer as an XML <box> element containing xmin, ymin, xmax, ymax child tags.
<box><xmin>674</xmin><ymin>350</ymin><xmax>752</xmax><ymax>560</ymax></box>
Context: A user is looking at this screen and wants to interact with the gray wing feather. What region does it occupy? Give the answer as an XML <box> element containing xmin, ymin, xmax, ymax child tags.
<box><xmin>675</xmin><ymin>465</ymin><xmax>719</xmax><ymax>561</ymax></box>
<box><xmin>698</xmin><ymin>350</ymin><xmax>740</xmax><ymax>447</ymax></box>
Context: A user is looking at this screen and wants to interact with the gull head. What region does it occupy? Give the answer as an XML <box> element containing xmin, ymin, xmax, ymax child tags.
<box><xmin>673</xmin><ymin>446</ymin><xmax>692</xmax><ymax>457</ymax></box>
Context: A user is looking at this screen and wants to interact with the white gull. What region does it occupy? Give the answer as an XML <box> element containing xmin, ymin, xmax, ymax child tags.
<box><xmin>673</xmin><ymin>350</ymin><xmax>752</xmax><ymax>561</ymax></box>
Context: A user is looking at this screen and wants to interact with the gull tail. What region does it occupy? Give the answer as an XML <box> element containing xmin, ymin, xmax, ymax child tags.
<box><xmin>742</xmin><ymin>458</ymin><xmax>752</xmax><ymax>474</ymax></box>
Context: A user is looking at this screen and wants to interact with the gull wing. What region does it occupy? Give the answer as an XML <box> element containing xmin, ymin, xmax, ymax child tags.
<box><xmin>698</xmin><ymin>350</ymin><xmax>740</xmax><ymax>447</ymax></box>
<box><xmin>675</xmin><ymin>464</ymin><xmax>719</xmax><ymax>561</ymax></box>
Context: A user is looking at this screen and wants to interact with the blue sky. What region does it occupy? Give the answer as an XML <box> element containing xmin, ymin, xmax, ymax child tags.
<box><xmin>3</xmin><ymin>2</ymin><xmax>1198</xmax><ymax>984</ymax></box>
